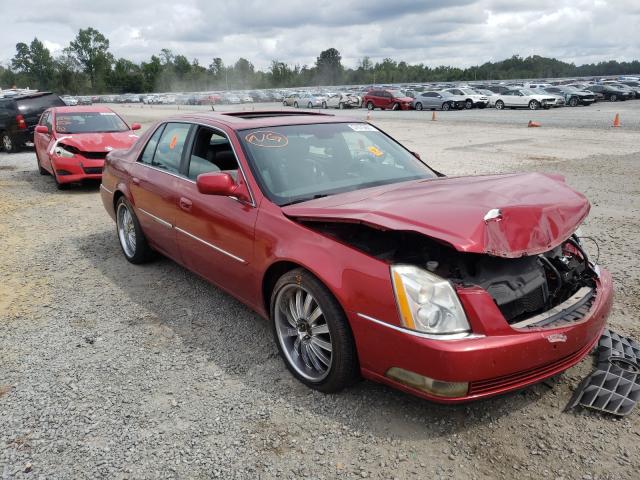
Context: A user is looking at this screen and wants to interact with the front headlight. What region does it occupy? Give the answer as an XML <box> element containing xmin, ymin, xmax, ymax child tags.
<box><xmin>391</xmin><ymin>265</ymin><xmax>470</xmax><ymax>335</ymax></box>
<box><xmin>54</xmin><ymin>145</ymin><xmax>76</xmax><ymax>158</ymax></box>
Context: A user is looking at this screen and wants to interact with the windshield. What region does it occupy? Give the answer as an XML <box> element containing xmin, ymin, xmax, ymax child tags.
<box><xmin>388</xmin><ymin>90</ymin><xmax>404</xmax><ymax>98</ymax></box>
<box><xmin>239</xmin><ymin>123</ymin><xmax>436</xmax><ymax>206</ymax></box>
<box><xmin>55</xmin><ymin>111</ymin><xmax>128</xmax><ymax>134</ymax></box>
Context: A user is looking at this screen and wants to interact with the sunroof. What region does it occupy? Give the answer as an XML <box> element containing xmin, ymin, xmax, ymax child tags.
<box><xmin>221</xmin><ymin>111</ymin><xmax>332</xmax><ymax>119</ymax></box>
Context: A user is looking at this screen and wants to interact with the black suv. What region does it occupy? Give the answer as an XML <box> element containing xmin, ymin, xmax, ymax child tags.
<box><xmin>0</xmin><ymin>92</ymin><xmax>65</xmax><ymax>153</ymax></box>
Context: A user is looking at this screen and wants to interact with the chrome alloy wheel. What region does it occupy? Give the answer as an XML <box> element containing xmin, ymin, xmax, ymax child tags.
<box><xmin>274</xmin><ymin>284</ymin><xmax>333</xmax><ymax>381</ymax></box>
<box><xmin>117</xmin><ymin>203</ymin><xmax>137</xmax><ymax>258</ymax></box>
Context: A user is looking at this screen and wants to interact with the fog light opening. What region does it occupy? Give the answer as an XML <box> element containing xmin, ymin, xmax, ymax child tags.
<box><xmin>386</xmin><ymin>367</ymin><xmax>468</xmax><ymax>398</ymax></box>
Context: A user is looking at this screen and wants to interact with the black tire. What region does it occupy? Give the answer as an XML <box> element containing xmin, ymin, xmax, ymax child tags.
<box><xmin>1</xmin><ymin>131</ymin><xmax>19</xmax><ymax>153</ymax></box>
<box><xmin>366</xmin><ymin>101</ymin><xmax>374</xmax><ymax>110</ymax></box>
<box><xmin>465</xmin><ymin>99</ymin><xmax>473</xmax><ymax>109</ymax></box>
<box><xmin>321</xmin><ymin>101</ymin><xmax>327</xmax><ymax>109</ymax></box>
<box><xmin>307</xmin><ymin>102</ymin><xmax>313</xmax><ymax>108</ymax></box>
<box><xmin>495</xmin><ymin>100</ymin><xmax>505</xmax><ymax>110</ymax></box>
<box><xmin>294</xmin><ymin>101</ymin><xmax>299</xmax><ymax>108</ymax></box>
<box><xmin>391</xmin><ymin>102</ymin><xmax>399</xmax><ymax>111</ymax></box>
<box><xmin>569</xmin><ymin>97</ymin><xmax>579</xmax><ymax>107</ymax></box>
<box><xmin>115</xmin><ymin>197</ymin><xmax>153</xmax><ymax>264</ymax></box>
<box><xmin>282</xmin><ymin>100</ymin><xmax>287</xmax><ymax>106</ymax></box>
<box><xmin>270</xmin><ymin>268</ymin><xmax>359</xmax><ymax>393</ymax></box>
<box><xmin>528</xmin><ymin>100</ymin><xmax>540</xmax><ymax>110</ymax></box>
<box><xmin>609</xmin><ymin>94</ymin><xmax>617</xmax><ymax>102</ymax></box>
<box><xmin>415</xmin><ymin>102</ymin><xmax>423</xmax><ymax>111</ymax></box>
<box><xmin>35</xmin><ymin>150</ymin><xmax>48</xmax><ymax>175</ymax></box>
<box><xmin>441</xmin><ymin>102</ymin><xmax>451</xmax><ymax>111</ymax></box>
<box><xmin>338</xmin><ymin>102</ymin><xmax>344</xmax><ymax>109</ymax></box>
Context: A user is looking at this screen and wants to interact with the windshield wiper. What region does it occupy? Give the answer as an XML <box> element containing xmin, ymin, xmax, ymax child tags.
<box><xmin>282</xmin><ymin>194</ymin><xmax>329</xmax><ymax>206</ymax></box>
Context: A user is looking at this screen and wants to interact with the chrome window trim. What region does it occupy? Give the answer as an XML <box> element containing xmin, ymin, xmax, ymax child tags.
<box><xmin>138</xmin><ymin>207</ymin><xmax>172</xmax><ymax>229</ymax></box>
<box><xmin>100</xmin><ymin>184</ymin><xmax>113</xmax><ymax>195</ymax></box>
<box><xmin>175</xmin><ymin>227</ymin><xmax>247</xmax><ymax>264</ymax></box>
<box><xmin>356</xmin><ymin>313</ymin><xmax>484</xmax><ymax>340</ymax></box>
<box><xmin>135</xmin><ymin>120</ymin><xmax>256</xmax><ymax>207</ymax></box>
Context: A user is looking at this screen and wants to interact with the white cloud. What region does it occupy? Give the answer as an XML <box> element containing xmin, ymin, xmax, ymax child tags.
<box><xmin>0</xmin><ymin>0</ymin><xmax>638</xmax><ymax>69</ymax></box>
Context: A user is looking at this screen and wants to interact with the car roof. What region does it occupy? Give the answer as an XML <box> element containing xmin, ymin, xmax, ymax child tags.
<box><xmin>49</xmin><ymin>106</ymin><xmax>117</xmax><ymax>114</ymax></box>
<box><xmin>158</xmin><ymin>111</ymin><xmax>361</xmax><ymax>130</ymax></box>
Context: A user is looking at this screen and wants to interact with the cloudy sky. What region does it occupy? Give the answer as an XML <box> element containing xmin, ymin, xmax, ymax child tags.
<box><xmin>2</xmin><ymin>0</ymin><xmax>639</xmax><ymax>70</ymax></box>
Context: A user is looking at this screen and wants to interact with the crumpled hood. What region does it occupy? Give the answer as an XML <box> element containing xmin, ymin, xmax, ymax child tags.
<box><xmin>283</xmin><ymin>173</ymin><xmax>590</xmax><ymax>258</ymax></box>
<box><xmin>56</xmin><ymin>131</ymin><xmax>139</xmax><ymax>152</ymax></box>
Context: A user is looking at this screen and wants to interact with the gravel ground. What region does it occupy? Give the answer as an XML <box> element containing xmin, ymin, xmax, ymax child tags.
<box><xmin>1</xmin><ymin>106</ymin><xmax>639</xmax><ymax>479</ymax></box>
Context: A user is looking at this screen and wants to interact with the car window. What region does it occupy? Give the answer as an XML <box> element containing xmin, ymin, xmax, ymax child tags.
<box><xmin>240</xmin><ymin>123</ymin><xmax>436</xmax><ymax>206</ymax></box>
<box><xmin>139</xmin><ymin>124</ymin><xmax>166</xmax><ymax>165</ymax></box>
<box><xmin>151</xmin><ymin>123</ymin><xmax>191</xmax><ymax>173</ymax></box>
<box><xmin>187</xmin><ymin>127</ymin><xmax>239</xmax><ymax>181</ymax></box>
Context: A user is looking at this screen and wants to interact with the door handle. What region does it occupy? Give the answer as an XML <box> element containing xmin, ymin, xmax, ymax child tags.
<box><xmin>179</xmin><ymin>197</ymin><xmax>193</xmax><ymax>212</ymax></box>
<box><xmin>132</xmin><ymin>177</ymin><xmax>140</xmax><ymax>185</ymax></box>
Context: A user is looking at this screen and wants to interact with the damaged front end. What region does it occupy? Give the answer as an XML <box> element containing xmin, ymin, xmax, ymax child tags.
<box><xmin>297</xmin><ymin>220</ymin><xmax>599</xmax><ymax>329</ymax></box>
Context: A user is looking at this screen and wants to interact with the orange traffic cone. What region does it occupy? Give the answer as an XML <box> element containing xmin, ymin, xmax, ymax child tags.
<box><xmin>528</xmin><ymin>120</ymin><xmax>541</xmax><ymax>128</ymax></box>
<box><xmin>431</xmin><ymin>111</ymin><xmax>437</xmax><ymax>121</ymax></box>
<box><xmin>612</xmin><ymin>113</ymin><xmax>621</xmax><ymax>128</ymax></box>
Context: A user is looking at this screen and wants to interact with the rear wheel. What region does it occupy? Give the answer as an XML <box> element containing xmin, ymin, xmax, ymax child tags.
<box><xmin>441</xmin><ymin>102</ymin><xmax>451</xmax><ymax>111</ymax></box>
<box><xmin>528</xmin><ymin>100</ymin><xmax>540</xmax><ymax>110</ymax></box>
<box><xmin>116</xmin><ymin>197</ymin><xmax>153</xmax><ymax>264</ymax></box>
<box><xmin>307</xmin><ymin>102</ymin><xmax>313</xmax><ymax>108</ymax></box>
<box><xmin>495</xmin><ymin>100</ymin><xmax>505</xmax><ymax>110</ymax></box>
<box><xmin>338</xmin><ymin>102</ymin><xmax>344</xmax><ymax>109</ymax></box>
<box><xmin>321</xmin><ymin>101</ymin><xmax>327</xmax><ymax>109</ymax></box>
<box><xmin>366</xmin><ymin>101</ymin><xmax>374</xmax><ymax>110</ymax></box>
<box><xmin>282</xmin><ymin>100</ymin><xmax>287</xmax><ymax>106</ymax></box>
<box><xmin>294</xmin><ymin>101</ymin><xmax>299</xmax><ymax>108</ymax></box>
<box><xmin>271</xmin><ymin>268</ymin><xmax>359</xmax><ymax>392</ymax></box>
<box><xmin>415</xmin><ymin>102</ymin><xmax>423</xmax><ymax>111</ymax></box>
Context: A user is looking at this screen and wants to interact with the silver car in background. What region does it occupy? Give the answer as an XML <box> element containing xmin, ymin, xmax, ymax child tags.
<box><xmin>412</xmin><ymin>91</ymin><xmax>465</xmax><ymax>111</ymax></box>
<box><xmin>325</xmin><ymin>92</ymin><xmax>361</xmax><ymax>109</ymax></box>
<box><xmin>445</xmin><ymin>88</ymin><xmax>489</xmax><ymax>109</ymax></box>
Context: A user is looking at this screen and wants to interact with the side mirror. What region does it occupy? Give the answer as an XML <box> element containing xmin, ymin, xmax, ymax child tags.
<box><xmin>196</xmin><ymin>172</ymin><xmax>250</xmax><ymax>202</ymax></box>
<box><xmin>131</xmin><ymin>123</ymin><xmax>141</xmax><ymax>131</ymax></box>
<box><xmin>35</xmin><ymin>125</ymin><xmax>50</xmax><ymax>134</ymax></box>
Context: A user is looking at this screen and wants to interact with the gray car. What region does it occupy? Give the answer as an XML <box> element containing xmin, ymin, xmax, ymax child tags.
<box><xmin>412</xmin><ymin>91</ymin><xmax>465</xmax><ymax>111</ymax></box>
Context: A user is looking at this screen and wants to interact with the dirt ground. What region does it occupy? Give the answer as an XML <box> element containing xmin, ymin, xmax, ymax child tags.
<box><xmin>1</xmin><ymin>103</ymin><xmax>639</xmax><ymax>479</ymax></box>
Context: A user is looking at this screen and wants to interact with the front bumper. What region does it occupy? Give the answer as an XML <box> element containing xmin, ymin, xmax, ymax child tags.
<box><xmin>351</xmin><ymin>269</ymin><xmax>613</xmax><ymax>403</ymax></box>
<box><xmin>51</xmin><ymin>155</ymin><xmax>104</xmax><ymax>184</ymax></box>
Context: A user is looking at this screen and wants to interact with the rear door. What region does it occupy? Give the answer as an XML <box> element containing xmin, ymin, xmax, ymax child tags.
<box><xmin>129</xmin><ymin>122</ymin><xmax>193</xmax><ymax>260</ymax></box>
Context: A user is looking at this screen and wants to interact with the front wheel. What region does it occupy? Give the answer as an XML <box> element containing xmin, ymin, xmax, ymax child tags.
<box><xmin>321</xmin><ymin>101</ymin><xmax>327</xmax><ymax>109</ymax></box>
<box><xmin>338</xmin><ymin>102</ymin><xmax>344</xmax><ymax>109</ymax></box>
<box><xmin>294</xmin><ymin>101</ymin><xmax>299</xmax><ymax>108</ymax></box>
<box><xmin>391</xmin><ymin>102</ymin><xmax>399</xmax><ymax>110</ymax></box>
<box><xmin>116</xmin><ymin>197</ymin><xmax>153</xmax><ymax>264</ymax></box>
<box><xmin>415</xmin><ymin>102</ymin><xmax>423</xmax><ymax>111</ymax></box>
<box><xmin>569</xmin><ymin>97</ymin><xmax>579</xmax><ymax>107</ymax></box>
<box><xmin>271</xmin><ymin>268</ymin><xmax>359</xmax><ymax>392</ymax></box>
<box><xmin>307</xmin><ymin>102</ymin><xmax>313</xmax><ymax>108</ymax></box>
<box><xmin>495</xmin><ymin>100</ymin><xmax>504</xmax><ymax>110</ymax></box>
<box><xmin>366</xmin><ymin>101</ymin><xmax>374</xmax><ymax>110</ymax></box>
<box><xmin>529</xmin><ymin>100</ymin><xmax>540</xmax><ymax>110</ymax></box>
<box><xmin>282</xmin><ymin>100</ymin><xmax>287</xmax><ymax>106</ymax></box>
<box><xmin>465</xmin><ymin>99</ymin><xmax>473</xmax><ymax>109</ymax></box>
<box><xmin>441</xmin><ymin>102</ymin><xmax>451</xmax><ymax>111</ymax></box>
<box><xmin>609</xmin><ymin>94</ymin><xmax>617</xmax><ymax>102</ymax></box>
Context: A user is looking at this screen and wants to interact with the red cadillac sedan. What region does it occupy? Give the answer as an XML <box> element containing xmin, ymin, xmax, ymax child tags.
<box><xmin>34</xmin><ymin>106</ymin><xmax>141</xmax><ymax>189</ymax></box>
<box><xmin>100</xmin><ymin>111</ymin><xmax>613</xmax><ymax>403</ymax></box>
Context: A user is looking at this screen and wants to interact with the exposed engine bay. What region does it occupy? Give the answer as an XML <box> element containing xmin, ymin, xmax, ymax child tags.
<box><xmin>300</xmin><ymin>220</ymin><xmax>598</xmax><ymax>325</ymax></box>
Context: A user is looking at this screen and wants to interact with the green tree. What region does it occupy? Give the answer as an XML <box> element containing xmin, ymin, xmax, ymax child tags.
<box><xmin>315</xmin><ymin>48</ymin><xmax>343</xmax><ymax>85</ymax></box>
<box><xmin>11</xmin><ymin>38</ymin><xmax>55</xmax><ymax>89</ymax></box>
<box><xmin>66</xmin><ymin>27</ymin><xmax>113</xmax><ymax>90</ymax></box>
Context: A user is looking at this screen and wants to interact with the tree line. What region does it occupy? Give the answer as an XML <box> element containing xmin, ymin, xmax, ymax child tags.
<box><xmin>1</xmin><ymin>27</ymin><xmax>639</xmax><ymax>94</ymax></box>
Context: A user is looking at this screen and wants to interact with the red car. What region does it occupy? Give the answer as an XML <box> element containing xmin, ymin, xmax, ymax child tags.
<box><xmin>100</xmin><ymin>111</ymin><xmax>613</xmax><ymax>403</ymax></box>
<box><xmin>34</xmin><ymin>106</ymin><xmax>141</xmax><ymax>189</ymax></box>
<box><xmin>362</xmin><ymin>89</ymin><xmax>413</xmax><ymax>110</ymax></box>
